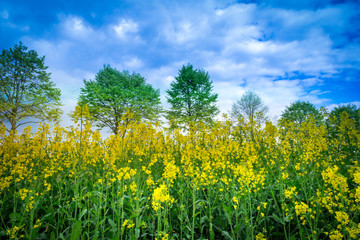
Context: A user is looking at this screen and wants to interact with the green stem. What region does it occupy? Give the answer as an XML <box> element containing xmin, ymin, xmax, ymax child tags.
<box><xmin>192</xmin><ymin>185</ymin><xmax>196</xmax><ymax>240</ymax></box>
<box><xmin>248</xmin><ymin>188</ymin><xmax>254</xmax><ymax>240</ymax></box>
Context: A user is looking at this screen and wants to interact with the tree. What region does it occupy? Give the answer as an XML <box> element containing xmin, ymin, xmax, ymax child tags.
<box><xmin>78</xmin><ymin>65</ymin><xmax>162</xmax><ymax>134</ymax></box>
<box><xmin>280</xmin><ymin>101</ymin><xmax>322</xmax><ymax>125</ymax></box>
<box><xmin>230</xmin><ymin>90</ymin><xmax>268</xmax><ymax>122</ymax></box>
<box><xmin>0</xmin><ymin>42</ymin><xmax>62</xmax><ymax>132</ymax></box>
<box><xmin>327</xmin><ymin>104</ymin><xmax>360</xmax><ymax>140</ymax></box>
<box><xmin>329</xmin><ymin>104</ymin><xmax>360</xmax><ymax>129</ymax></box>
<box><xmin>166</xmin><ymin>64</ymin><xmax>219</xmax><ymax>127</ymax></box>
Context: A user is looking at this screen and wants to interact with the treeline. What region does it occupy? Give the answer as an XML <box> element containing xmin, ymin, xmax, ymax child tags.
<box><xmin>1</xmin><ymin>42</ymin><xmax>359</xmax><ymax>134</ymax></box>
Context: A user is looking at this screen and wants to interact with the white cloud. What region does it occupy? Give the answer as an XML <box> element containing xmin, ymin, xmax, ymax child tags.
<box><xmin>216</xmin><ymin>3</ymin><xmax>257</xmax><ymax>24</ymax></box>
<box><xmin>167</xmin><ymin>19</ymin><xmax>211</xmax><ymax>45</ymax></box>
<box><xmin>213</xmin><ymin>81</ymin><xmax>245</xmax><ymax>114</ymax></box>
<box><xmin>162</xmin><ymin>20</ymin><xmax>198</xmax><ymax>45</ymax></box>
<box><xmin>206</xmin><ymin>59</ymin><xmax>247</xmax><ymax>82</ymax></box>
<box><xmin>111</xmin><ymin>57</ymin><xmax>145</xmax><ymax>73</ymax></box>
<box><xmin>142</xmin><ymin>60</ymin><xmax>188</xmax><ymax>87</ymax></box>
<box><xmin>113</xmin><ymin>19</ymin><xmax>138</xmax><ymax>39</ymax></box>
<box><xmin>60</xmin><ymin>16</ymin><xmax>95</xmax><ymax>39</ymax></box>
<box><xmin>124</xmin><ymin>57</ymin><xmax>143</xmax><ymax>69</ymax></box>
<box><xmin>29</xmin><ymin>40</ymin><xmax>73</xmax><ymax>69</ymax></box>
<box><xmin>215</xmin><ymin>9</ymin><xmax>225</xmax><ymax>17</ymax></box>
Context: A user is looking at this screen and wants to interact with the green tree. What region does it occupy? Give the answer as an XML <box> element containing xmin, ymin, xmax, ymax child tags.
<box><xmin>0</xmin><ymin>42</ymin><xmax>62</xmax><ymax>132</ymax></box>
<box><xmin>327</xmin><ymin>104</ymin><xmax>360</xmax><ymax>141</ymax></box>
<box><xmin>230</xmin><ymin>90</ymin><xmax>268</xmax><ymax>123</ymax></box>
<box><xmin>166</xmin><ymin>64</ymin><xmax>219</xmax><ymax>127</ymax></box>
<box><xmin>329</xmin><ymin>104</ymin><xmax>360</xmax><ymax>129</ymax></box>
<box><xmin>78</xmin><ymin>65</ymin><xmax>162</xmax><ymax>134</ymax></box>
<box><xmin>280</xmin><ymin>101</ymin><xmax>322</xmax><ymax>125</ymax></box>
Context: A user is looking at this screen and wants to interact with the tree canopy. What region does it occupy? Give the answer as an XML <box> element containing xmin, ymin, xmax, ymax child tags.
<box><xmin>326</xmin><ymin>104</ymin><xmax>360</xmax><ymax>141</ymax></box>
<box><xmin>280</xmin><ymin>101</ymin><xmax>322</xmax><ymax>125</ymax></box>
<box><xmin>0</xmin><ymin>42</ymin><xmax>62</xmax><ymax>132</ymax></box>
<box><xmin>78</xmin><ymin>65</ymin><xmax>162</xmax><ymax>134</ymax></box>
<box><xmin>329</xmin><ymin>104</ymin><xmax>360</xmax><ymax>129</ymax></box>
<box><xmin>165</xmin><ymin>64</ymin><xmax>219</xmax><ymax>127</ymax></box>
<box><xmin>230</xmin><ymin>90</ymin><xmax>268</xmax><ymax>122</ymax></box>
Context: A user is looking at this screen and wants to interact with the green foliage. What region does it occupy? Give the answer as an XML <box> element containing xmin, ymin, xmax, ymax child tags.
<box><xmin>78</xmin><ymin>65</ymin><xmax>162</xmax><ymax>134</ymax></box>
<box><xmin>230</xmin><ymin>90</ymin><xmax>268</xmax><ymax>122</ymax></box>
<box><xmin>280</xmin><ymin>101</ymin><xmax>322</xmax><ymax>125</ymax></box>
<box><xmin>70</xmin><ymin>220</ymin><xmax>82</xmax><ymax>240</ymax></box>
<box><xmin>166</xmin><ymin>64</ymin><xmax>219</xmax><ymax>127</ymax></box>
<box><xmin>327</xmin><ymin>104</ymin><xmax>360</xmax><ymax>152</ymax></box>
<box><xmin>329</xmin><ymin>104</ymin><xmax>360</xmax><ymax>129</ymax></box>
<box><xmin>0</xmin><ymin>42</ymin><xmax>63</xmax><ymax>132</ymax></box>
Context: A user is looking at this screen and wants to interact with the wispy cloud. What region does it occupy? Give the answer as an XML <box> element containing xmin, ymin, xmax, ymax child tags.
<box><xmin>113</xmin><ymin>18</ymin><xmax>138</xmax><ymax>39</ymax></box>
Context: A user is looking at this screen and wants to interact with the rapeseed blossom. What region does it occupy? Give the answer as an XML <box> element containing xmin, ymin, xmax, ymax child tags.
<box><xmin>33</xmin><ymin>219</ymin><xmax>42</xmax><ymax>229</ymax></box>
<box><xmin>335</xmin><ymin>211</ymin><xmax>349</xmax><ymax>226</ymax></box>
<box><xmin>122</xmin><ymin>219</ymin><xmax>135</xmax><ymax>229</ymax></box>
<box><xmin>284</xmin><ymin>186</ymin><xmax>297</xmax><ymax>199</ymax></box>
<box><xmin>0</xmin><ymin>109</ymin><xmax>359</xmax><ymax>239</ymax></box>
<box><xmin>152</xmin><ymin>184</ymin><xmax>173</xmax><ymax>211</ymax></box>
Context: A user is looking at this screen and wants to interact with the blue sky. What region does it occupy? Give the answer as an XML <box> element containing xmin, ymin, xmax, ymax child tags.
<box><xmin>1</xmin><ymin>0</ymin><xmax>360</xmax><ymax>126</ymax></box>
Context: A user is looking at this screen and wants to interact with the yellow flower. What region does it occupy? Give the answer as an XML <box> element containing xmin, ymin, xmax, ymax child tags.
<box><xmin>122</xmin><ymin>219</ymin><xmax>129</xmax><ymax>227</ymax></box>
<box><xmin>329</xmin><ymin>230</ymin><xmax>343</xmax><ymax>240</ymax></box>
<box><xmin>122</xmin><ymin>219</ymin><xmax>135</xmax><ymax>229</ymax></box>
<box><xmin>295</xmin><ymin>202</ymin><xmax>310</xmax><ymax>216</ymax></box>
<box><xmin>284</xmin><ymin>186</ymin><xmax>297</xmax><ymax>198</ymax></box>
<box><xmin>34</xmin><ymin>219</ymin><xmax>42</xmax><ymax>229</ymax></box>
<box><xmin>335</xmin><ymin>211</ymin><xmax>349</xmax><ymax>226</ymax></box>
<box><xmin>6</xmin><ymin>225</ymin><xmax>22</xmax><ymax>239</ymax></box>
<box><xmin>256</xmin><ymin>232</ymin><xmax>266</xmax><ymax>240</ymax></box>
<box><xmin>281</xmin><ymin>172</ymin><xmax>289</xmax><ymax>180</ymax></box>
<box><xmin>152</xmin><ymin>184</ymin><xmax>173</xmax><ymax>211</ymax></box>
<box><xmin>146</xmin><ymin>176</ymin><xmax>155</xmax><ymax>186</ymax></box>
<box><xmin>19</xmin><ymin>188</ymin><xmax>29</xmax><ymax>200</ymax></box>
<box><xmin>130</xmin><ymin>181</ymin><xmax>137</xmax><ymax>193</ymax></box>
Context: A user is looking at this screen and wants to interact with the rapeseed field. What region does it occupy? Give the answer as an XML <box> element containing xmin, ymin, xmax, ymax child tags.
<box><xmin>1</xmin><ymin>107</ymin><xmax>359</xmax><ymax>239</ymax></box>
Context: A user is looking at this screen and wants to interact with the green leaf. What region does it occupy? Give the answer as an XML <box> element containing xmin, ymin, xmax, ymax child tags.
<box><xmin>272</xmin><ymin>213</ymin><xmax>284</xmax><ymax>224</ymax></box>
<box><xmin>70</xmin><ymin>220</ymin><xmax>82</xmax><ymax>240</ymax></box>
<box><xmin>79</xmin><ymin>209</ymin><xmax>87</xmax><ymax>220</ymax></box>
<box><xmin>200</xmin><ymin>215</ymin><xmax>208</xmax><ymax>225</ymax></box>
<box><xmin>210</xmin><ymin>229</ymin><xmax>215</xmax><ymax>240</ymax></box>
<box><xmin>135</xmin><ymin>228</ymin><xmax>140</xmax><ymax>239</ymax></box>
<box><xmin>222</xmin><ymin>203</ymin><xmax>232</xmax><ymax>218</ymax></box>
<box><xmin>221</xmin><ymin>231</ymin><xmax>233</xmax><ymax>240</ymax></box>
<box><xmin>108</xmin><ymin>218</ymin><xmax>116</xmax><ymax>228</ymax></box>
<box><xmin>50</xmin><ymin>232</ymin><xmax>56</xmax><ymax>240</ymax></box>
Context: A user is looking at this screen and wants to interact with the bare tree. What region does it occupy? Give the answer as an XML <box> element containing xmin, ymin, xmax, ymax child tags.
<box><xmin>230</xmin><ymin>90</ymin><xmax>268</xmax><ymax>123</ymax></box>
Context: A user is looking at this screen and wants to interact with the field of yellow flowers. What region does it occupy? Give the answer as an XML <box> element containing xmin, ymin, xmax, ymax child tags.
<box><xmin>1</xmin><ymin>108</ymin><xmax>360</xmax><ymax>239</ymax></box>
